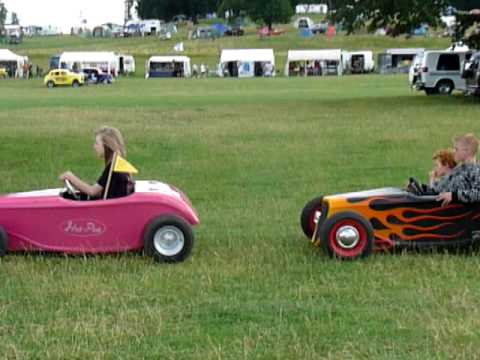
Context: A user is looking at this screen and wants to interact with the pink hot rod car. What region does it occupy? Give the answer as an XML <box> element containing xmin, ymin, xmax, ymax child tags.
<box><xmin>0</xmin><ymin>180</ymin><xmax>199</xmax><ymax>263</ymax></box>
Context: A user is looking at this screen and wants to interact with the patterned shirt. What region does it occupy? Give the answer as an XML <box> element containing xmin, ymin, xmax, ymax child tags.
<box><xmin>432</xmin><ymin>162</ymin><xmax>480</xmax><ymax>203</ymax></box>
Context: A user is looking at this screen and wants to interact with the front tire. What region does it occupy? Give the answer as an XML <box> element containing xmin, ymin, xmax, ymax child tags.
<box><xmin>320</xmin><ymin>212</ymin><xmax>373</xmax><ymax>260</ymax></box>
<box><xmin>300</xmin><ymin>196</ymin><xmax>323</xmax><ymax>238</ymax></box>
<box><xmin>47</xmin><ymin>80</ymin><xmax>55</xmax><ymax>88</ymax></box>
<box><xmin>0</xmin><ymin>226</ymin><xmax>7</xmax><ymax>257</ymax></box>
<box><xmin>144</xmin><ymin>215</ymin><xmax>194</xmax><ymax>263</ymax></box>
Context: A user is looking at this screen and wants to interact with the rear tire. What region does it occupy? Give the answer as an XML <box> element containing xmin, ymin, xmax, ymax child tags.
<box><xmin>47</xmin><ymin>80</ymin><xmax>55</xmax><ymax>88</ymax></box>
<box><xmin>320</xmin><ymin>212</ymin><xmax>373</xmax><ymax>260</ymax></box>
<box><xmin>72</xmin><ymin>80</ymin><xmax>79</xmax><ymax>88</ymax></box>
<box><xmin>0</xmin><ymin>226</ymin><xmax>7</xmax><ymax>257</ymax></box>
<box><xmin>144</xmin><ymin>215</ymin><xmax>194</xmax><ymax>263</ymax></box>
<box><xmin>300</xmin><ymin>196</ymin><xmax>323</xmax><ymax>238</ymax></box>
<box><xmin>436</xmin><ymin>80</ymin><xmax>454</xmax><ymax>95</ymax></box>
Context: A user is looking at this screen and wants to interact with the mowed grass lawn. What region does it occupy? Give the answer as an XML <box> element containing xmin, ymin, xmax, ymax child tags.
<box><xmin>1</xmin><ymin>75</ymin><xmax>480</xmax><ymax>359</ymax></box>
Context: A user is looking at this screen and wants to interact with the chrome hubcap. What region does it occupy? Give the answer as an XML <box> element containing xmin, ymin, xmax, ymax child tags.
<box><xmin>336</xmin><ymin>225</ymin><xmax>360</xmax><ymax>249</ymax></box>
<box><xmin>153</xmin><ymin>226</ymin><xmax>184</xmax><ymax>256</ymax></box>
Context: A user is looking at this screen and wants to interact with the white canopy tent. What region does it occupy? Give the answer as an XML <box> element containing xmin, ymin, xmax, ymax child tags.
<box><xmin>58</xmin><ymin>52</ymin><xmax>120</xmax><ymax>76</ymax></box>
<box><xmin>293</xmin><ymin>17</ymin><xmax>315</xmax><ymax>29</ymax></box>
<box><xmin>0</xmin><ymin>49</ymin><xmax>27</xmax><ymax>78</ymax></box>
<box><xmin>285</xmin><ymin>49</ymin><xmax>343</xmax><ymax>76</ymax></box>
<box><xmin>342</xmin><ymin>50</ymin><xmax>375</xmax><ymax>73</ymax></box>
<box><xmin>218</xmin><ymin>49</ymin><xmax>275</xmax><ymax>77</ymax></box>
<box><xmin>145</xmin><ymin>56</ymin><xmax>191</xmax><ymax>78</ymax></box>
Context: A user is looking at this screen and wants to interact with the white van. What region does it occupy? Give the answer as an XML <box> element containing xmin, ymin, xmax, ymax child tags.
<box><xmin>412</xmin><ymin>50</ymin><xmax>472</xmax><ymax>95</ymax></box>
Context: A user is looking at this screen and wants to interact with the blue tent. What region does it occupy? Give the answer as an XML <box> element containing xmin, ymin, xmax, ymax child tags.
<box><xmin>211</xmin><ymin>23</ymin><xmax>226</xmax><ymax>36</ymax></box>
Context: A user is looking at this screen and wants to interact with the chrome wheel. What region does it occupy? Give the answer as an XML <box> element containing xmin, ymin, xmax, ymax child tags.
<box><xmin>335</xmin><ymin>225</ymin><xmax>360</xmax><ymax>249</ymax></box>
<box><xmin>153</xmin><ymin>226</ymin><xmax>184</xmax><ymax>256</ymax></box>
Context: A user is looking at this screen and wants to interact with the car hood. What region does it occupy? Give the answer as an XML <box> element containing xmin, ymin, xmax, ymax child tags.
<box><xmin>324</xmin><ymin>187</ymin><xmax>408</xmax><ymax>201</ymax></box>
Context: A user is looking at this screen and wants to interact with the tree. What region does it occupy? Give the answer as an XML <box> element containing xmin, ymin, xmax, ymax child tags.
<box><xmin>449</xmin><ymin>0</ymin><xmax>480</xmax><ymax>10</ymax></box>
<box><xmin>246</xmin><ymin>0</ymin><xmax>293</xmax><ymax>30</ymax></box>
<box><xmin>136</xmin><ymin>0</ymin><xmax>220</xmax><ymax>21</ymax></box>
<box><xmin>218</xmin><ymin>0</ymin><xmax>247</xmax><ymax>19</ymax></box>
<box><xmin>331</xmin><ymin>0</ymin><xmax>448</xmax><ymax>36</ymax></box>
<box><xmin>454</xmin><ymin>10</ymin><xmax>480</xmax><ymax>48</ymax></box>
<box><xmin>11</xmin><ymin>11</ymin><xmax>19</xmax><ymax>25</ymax></box>
<box><xmin>0</xmin><ymin>1</ymin><xmax>7</xmax><ymax>29</ymax></box>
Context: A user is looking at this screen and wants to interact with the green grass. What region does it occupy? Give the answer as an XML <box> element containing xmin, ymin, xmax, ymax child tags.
<box><xmin>2</xmin><ymin>35</ymin><xmax>480</xmax><ymax>358</ymax></box>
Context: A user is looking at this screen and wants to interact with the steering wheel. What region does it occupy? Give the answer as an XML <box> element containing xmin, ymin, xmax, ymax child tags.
<box><xmin>407</xmin><ymin>177</ymin><xmax>424</xmax><ymax>196</ymax></box>
<box><xmin>64</xmin><ymin>179</ymin><xmax>79</xmax><ymax>200</ymax></box>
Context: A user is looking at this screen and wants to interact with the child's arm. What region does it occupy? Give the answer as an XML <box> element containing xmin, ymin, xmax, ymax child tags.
<box><xmin>59</xmin><ymin>171</ymin><xmax>103</xmax><ymax>197</ymax></box>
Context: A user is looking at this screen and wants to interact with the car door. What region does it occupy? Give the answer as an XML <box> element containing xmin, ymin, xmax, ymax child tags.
<box><xmin>57</xmin><ymin>70</ymin><xmax>67</xmax><ymax>85</ymax></box>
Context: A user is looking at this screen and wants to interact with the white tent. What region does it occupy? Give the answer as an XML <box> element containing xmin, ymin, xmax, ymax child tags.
<box><xmin>0</xmin><ymin>49</ymin><xmax>27</xmax><ymax>77</ymax></box>
<box><xmin>218</xmin><ymin>49</ymin><xmax>275</xmax><ymax>77</ymax></box>
<box><xmin>342</xmin><ymin>50</ymin><xmax>375</xmax><ymax>73</ymax></box>
<box><xmin>293</xmin><ymin>17</ymin><xmax>314</xmax><ymax>29</ymax></box>
<box><xmin>285</xmin><ymin>50</ymin><xmax>343</xmax><ymax>76</ymax></box>
<box><xmin>58</xmin><ymin>51</ymin><xmax>119</xmax><ymax>76</ymax></box>
<box><xmin>145</xmin><ymin>56</ymin><xmax>191</xmax><ymax>78</ymax></box>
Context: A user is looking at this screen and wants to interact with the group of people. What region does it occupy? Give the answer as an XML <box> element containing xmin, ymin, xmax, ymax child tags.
<box><xmin>426</xmin><ymin>133</ymin><xmax>480</xmax><ymax>206</ymax></box>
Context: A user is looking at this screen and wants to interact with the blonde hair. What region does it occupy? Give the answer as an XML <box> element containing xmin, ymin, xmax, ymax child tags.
<box><xmin>95</xmin><ymin>126</ymin><xmax>126</xmax><ymax>164</ymax></box>
<box><xmin>453</xmin><ymin>133</ymin><xmax>479</xmax><ymax>157</ymax></box>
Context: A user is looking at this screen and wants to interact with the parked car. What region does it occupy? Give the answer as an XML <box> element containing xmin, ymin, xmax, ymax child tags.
<box><xmin>0</xmin><ymin>67</ymin><xmax>7</xmax><ymax>78</ymax></box>
<box><xmin>300</xmin><ymin>179</ymin><xmax>480</xmax><ymax>260</ymax></box>
<box><xmin>311</xmin><ymin>22</ymin><xmax>328</xmax><ymax>34</ymax></box>
<box><xmin>410</xmin><ymin>50</ymin><xmax>472</xmax><ymax>95</ymax></box>
<box><xmin>44</xmin><ymin>69</ymin><xmax>84</xmax><ymax>88</ymax></box>
<box><xmin>225</xmin><ymin>26</ymin><xmax>244</xmax><ymax>36</ymax></box>
<box><xmin>462</xmin><ymin>52</ymin><xmax>480</xmax><ymax>96</ymax></box>
<box><xmin>0</xmin><ymin>180</ymin><xmax>199</xmax><ymax>263</ymax></box>
<box><xmin>82</xmin><ymin>67</ymin><xmax>114</xmax><ymax>84</ymax></box>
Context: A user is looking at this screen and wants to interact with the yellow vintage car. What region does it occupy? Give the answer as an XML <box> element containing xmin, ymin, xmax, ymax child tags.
<box><xmin>0</xmin><ymin>67</ymin><xmax>7</xmax><ymax>79</ymax></box>
<box><xmin>44</xmin><ymin>69</ymin><xmax>84</xmax><ymax>88</ymax></box>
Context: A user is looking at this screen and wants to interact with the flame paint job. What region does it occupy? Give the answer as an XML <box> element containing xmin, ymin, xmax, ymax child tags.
<box><xmin>317</xmin><ymin>188</ymin><xmax>479</xmax><ymax>252</ymax></box>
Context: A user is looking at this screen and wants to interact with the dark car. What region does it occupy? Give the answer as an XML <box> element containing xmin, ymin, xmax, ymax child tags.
<box><xmin>82</xmin><ymin>67</ymin><xmax>113</xmax><ymax>84</ymax></box>
<box><xmin>225</xmin><ymin>26</ymin><xmax>244</xmax><ymax>36</ymax></box>
<box><xmin>301</xmin><ymin>179</ymin><xmax>480</xmax><ymax>260</ymax></box>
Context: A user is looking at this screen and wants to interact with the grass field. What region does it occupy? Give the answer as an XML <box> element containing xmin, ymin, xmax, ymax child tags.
<box><xmin>2</xmin><ymin>33</ymin><xmax>480</xmax><ymax>359</ymax></box>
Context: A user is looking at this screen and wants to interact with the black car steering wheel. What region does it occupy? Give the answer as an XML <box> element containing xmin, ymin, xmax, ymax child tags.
<box><xmin>407</xmin><ymin>177</ymin><xmax>424</xmax><ymax>196</ymax></box>
<box><xmin>64</xmin><ymin>179</ymin><xmax>79</xmax><ymax>200</ymax></box>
